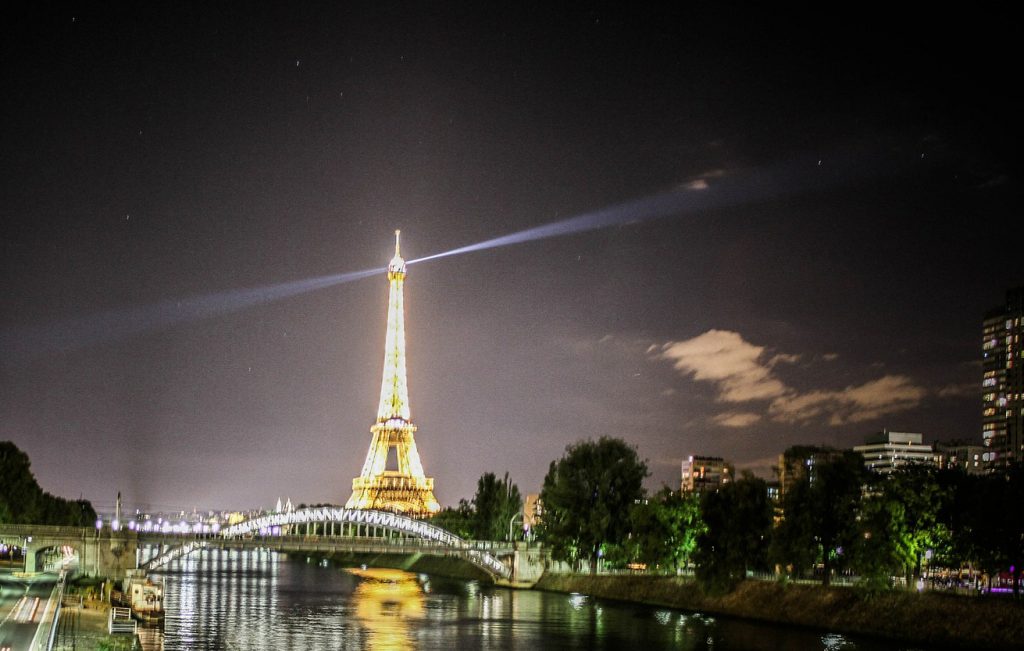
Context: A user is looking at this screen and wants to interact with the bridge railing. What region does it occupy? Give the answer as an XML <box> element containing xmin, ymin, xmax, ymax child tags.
<box><xmin>0</xmin><ymin>524</ymin><xmax>94</xmax><ymax>538</ymax></box>
<box><xmin>140</xmin><ymin>538</ymin><xmax>511</xmax><ymax>578</ymax></box>
<box><xmin>1</xmin><ymin>517</ymin><xmax>517</xmax><ymax>579</ymax></box>
<box><xmin>139</xmin><ymin>534</ymin><xmax>513</xmax><ymax>578</ymax></box>
<box><xmin>0</xmin><ymin>523</ymin><xmax>516</xmax><ymax>546</ymax></box>
<box><xmin>138</xmin><ymin>530</ymin><xmax>513</xmax><ymax>549</ymax></box>
<box><xmin>131</xmin><ymin>508</ymin><xmax>515</xmax><ymax>578</ymax></box>
<box><xmin>28</xmin><ymin>570</ymin><xmax>65</xmax><ymax>651</ymax></box>
<box><xmin>108</xmin><ymin>607</ymin><xmax>137</xmax><ymax>635</ymax></box>
<box><xmin>225</xmin><ymin>534</ymin><xmax>512</xmax><ymax>554</ymax></box>
<box><xmin>135</xmin><ymin>531</ymin><xmax>515</xmax><ymax>559</ymax></box>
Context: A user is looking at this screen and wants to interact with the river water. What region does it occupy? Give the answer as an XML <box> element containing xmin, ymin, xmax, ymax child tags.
<box><xmin>148</xmin><ymin>548</ymin><xmax>930</xmax><ymax>650</ymax></box>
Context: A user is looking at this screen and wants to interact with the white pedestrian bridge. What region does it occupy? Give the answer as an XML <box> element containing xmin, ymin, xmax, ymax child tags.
<box><xmin>141</xmin><ymin>507</ymin><xmax>513</xmax><ymax>579</ymax></box>
<box><xmin>0</xmin><ymin>509</ymin><xmax>517</xmax><ymax>581</ymax></box>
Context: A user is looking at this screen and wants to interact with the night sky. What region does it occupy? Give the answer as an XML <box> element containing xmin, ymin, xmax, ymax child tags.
<box><xmin>2</xmin><ymin>7</ymin><xmax>1020</xmax><ymax>514</ymax></box>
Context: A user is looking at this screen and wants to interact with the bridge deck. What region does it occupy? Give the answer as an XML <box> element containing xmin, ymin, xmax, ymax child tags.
<box><xmin>1</xmin><ymin>510</ymin><xmax>519</xmax><ymax>580</ymax></box>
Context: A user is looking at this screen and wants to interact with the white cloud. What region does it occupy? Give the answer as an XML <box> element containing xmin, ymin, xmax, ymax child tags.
<box><xmin>768</xmin><ymin>375</ymin><xmax>927</xmax><ymax>425</ymax></box>
<box><xmin>711</xmin><ymin>412</ymin><xmax>762</xmax><ymax>427</ymax></box>
<box><xmin>937</xmin><ymin>382</ymin><xmax>975</xmax><ymax>399</ymax></box>
<box><xmin>657</xmin><ymin>330</ymin><xmax>928</xmax><ymax>428</ymax></box>
<box><xmin>840</xmin><ymin>376</ymin><xmax>927</xmax><ymax>422</ymax></box>
<box><xmin>768</xmin><ymin>353</ymin><xmax>802</xmax><ymax>367</ymax></box>
<box><xmin>658</xmin><ymin>330</ymin><xmax>788</xmax><ymax>403</ymax></box>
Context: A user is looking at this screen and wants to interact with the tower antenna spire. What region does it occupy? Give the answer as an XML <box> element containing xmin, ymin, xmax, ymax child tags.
<box><xmin>395</xmin><ymin>229</ymin><xmax>401</xmax><ymax>256</ymax></box>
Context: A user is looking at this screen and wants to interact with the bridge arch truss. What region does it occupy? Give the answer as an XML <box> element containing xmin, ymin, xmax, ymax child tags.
<box><xmin>141</xmin><ymin>508</ymin><xmax>510</xmax><ymax>579</ymax></box>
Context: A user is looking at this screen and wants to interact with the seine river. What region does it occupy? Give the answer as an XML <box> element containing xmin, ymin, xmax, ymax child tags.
<box><xmin>149</xmin><ymin>549</ymin><xmax>929</xmax><ymax>650</ymax></box>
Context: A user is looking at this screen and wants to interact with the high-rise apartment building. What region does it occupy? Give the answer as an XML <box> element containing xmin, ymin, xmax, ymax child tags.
<box><xmin>982</xmin><ymin>286</ymin><xmax>1024</xmax><ymax>466</ymax></box>
<box><xmin>680</xmin><ymin>455</ymin><xmax>733</xmax><ymax>493</ymax></box>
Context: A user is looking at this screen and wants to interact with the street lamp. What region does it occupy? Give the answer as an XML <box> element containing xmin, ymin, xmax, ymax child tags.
<box><xmin>508</xmin><ymin>512</ymin><xmax>523</xmax><ymax>542</ymax></box>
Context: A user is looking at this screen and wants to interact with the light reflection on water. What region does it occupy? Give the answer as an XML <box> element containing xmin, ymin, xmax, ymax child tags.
<box><xmin>147</xmin><ymin>549</ymin><xmax>931</xmax><ymax>650</ymax></box>
<box><xmin>350</xmin><ymin>568</ymin><xmax>424</xmax><ymax>650</ymax></box>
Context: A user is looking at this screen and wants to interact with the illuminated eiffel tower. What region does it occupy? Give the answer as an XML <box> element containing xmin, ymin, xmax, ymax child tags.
<box><xmin>346</xmin><ymin>231</ymin><xmax>440</xmax><ymax>516</ymax></box>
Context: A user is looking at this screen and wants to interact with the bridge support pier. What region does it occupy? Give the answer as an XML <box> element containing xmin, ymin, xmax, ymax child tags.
<box><xmin>16</xmin><ymin>529</ymin><xmax>139</xmax><ymax>579</ymax></box>
<box><xmin>92</xmin><ymin>534</ymin><xmax>139</xmax><ymax>579</ymax></box>
<box><xmin>503</xmin><ymin>543</ymin><xmax>546</xmax><ymax>586</ymax></box>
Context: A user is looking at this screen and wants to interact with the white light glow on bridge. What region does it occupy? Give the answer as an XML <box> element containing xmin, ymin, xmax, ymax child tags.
<box><xmin>141</xmin><ymin>507</ymin><xmax>510</xmax><ymax>578</ymax></box>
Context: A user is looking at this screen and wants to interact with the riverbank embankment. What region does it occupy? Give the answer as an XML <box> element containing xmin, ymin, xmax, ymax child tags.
<box><xmin>534</xmin><ymin>574</ymin><xmax>1024</xmax><ymax>650</ymax></box>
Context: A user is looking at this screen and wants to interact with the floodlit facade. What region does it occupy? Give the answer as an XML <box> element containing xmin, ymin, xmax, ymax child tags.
<box><xmin>523</xmin><ymin>493</ymin><xmax>543</xmax><ymax>533</ymax></box>
<box><xmin>680</xmin><ymin>455</ymin><xmax>733</xmax><ymax>493</ymax></box>
<box><xmin>853</xmin><ymin>430</ymin><xmax>934</xmax><ymax>475</ymax></box>
<box><xmin>982</xmin><ymin>286</ymin><xmax>1024</xmax><ymax>467</ymax></box>
<box><xmin>346</xmin><ymin>231</ymin><xmax>440</xmax><ymax>516</ymax></box>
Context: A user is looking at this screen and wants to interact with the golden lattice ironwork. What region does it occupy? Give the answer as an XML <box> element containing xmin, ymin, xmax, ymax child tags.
<box><xmin>345</xmin><ymin>231</ymin><xmax>440</xmax><ymax>516</ymax></box>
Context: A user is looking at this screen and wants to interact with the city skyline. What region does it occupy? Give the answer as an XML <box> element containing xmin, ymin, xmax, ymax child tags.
<box><xmin>1</xmin><ymin>7</ymin><xmax>1020</xmax><ymax>510</ymax></box>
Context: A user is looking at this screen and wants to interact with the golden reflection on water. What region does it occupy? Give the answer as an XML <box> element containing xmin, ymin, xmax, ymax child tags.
<box><xmin>348</xmin><ymin>568</ymin><xmax>425</xmax><ymax>651</ymax></box>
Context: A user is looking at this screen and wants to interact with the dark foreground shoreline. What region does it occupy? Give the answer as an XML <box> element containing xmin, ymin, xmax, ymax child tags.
<box><xmin>533</xmin><ymin>574</ymin><xmax>1024</xmax><ymax>650</ymax></box>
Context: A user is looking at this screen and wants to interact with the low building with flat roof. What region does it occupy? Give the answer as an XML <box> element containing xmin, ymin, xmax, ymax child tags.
<box><xmin>853</xmin><ymin>430</ymin><xmax>934</xmax><ymax>475</ymax></box>
<box><xmin>934</xmin><ymin>441</ymin><xmax>987</xmax><ymax>475</ymax></box>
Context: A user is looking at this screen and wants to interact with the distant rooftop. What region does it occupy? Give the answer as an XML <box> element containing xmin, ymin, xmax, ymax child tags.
<box><xmin>863</xmin><ymin>430</ymin><xmax>923</xmax><ymax>445</ymax></box>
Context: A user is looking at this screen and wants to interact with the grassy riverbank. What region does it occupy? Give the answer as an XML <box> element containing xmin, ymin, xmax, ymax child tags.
<box><xmin>534</xmin><ymin>574</ymin><xmax>1024</xmax><ymax>649</ymax></box>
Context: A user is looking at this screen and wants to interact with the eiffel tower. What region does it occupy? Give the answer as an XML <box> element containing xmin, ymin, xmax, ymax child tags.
<box><xmin>345</xmin><ymin>231</ymin><xmax>440</xmax><ymax>516</ymax></box>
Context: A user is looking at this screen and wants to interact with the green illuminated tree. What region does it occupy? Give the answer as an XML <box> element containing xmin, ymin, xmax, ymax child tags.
<box><xmin>620</xmin><ymin>487</ymin><xmax>703</xmax><ymax>571</ymax></box>
<box><xmin>539</xmin><ymin>437</ymin><xmax>648</xmax><ymax>574</ymax></box>
<box><xmin>890</xmin><ymin>467</ymin><xmax>947</xmax><ymax>582</ymax></box>
<box><xmin>854</xmin><ymin>492</ymin><xmax>916</xmax><ymax>592</ymax></box>
<box><xmin>852</xmin><ymin>466</ymin><xmax>950</xmax><ymax>591</ymax></box>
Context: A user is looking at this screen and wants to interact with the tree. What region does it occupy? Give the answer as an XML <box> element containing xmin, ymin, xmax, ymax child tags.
<box><xmin>0</xmin><ymin>441</ymin><xmax>97</xmax><ymax>526</ymax></box>
<box><xmin>471</xmin><ymin>472</ymin><xmax>523</xmax><ymax>541</ymax></box>
<box><xmin>1002</xmin><ymin>465</ymin><xmax>1024</xmax><ymax>596</ymax></box>
<box><xmin>694</xmin><ymin>473</ymin><xmax>772</xmax><ymax>593</ymax></box>
<box><xmin>963</xmin><ymin>465</ymin><xmax>1024</xmax><ymax>595</ymax></box>
<box><xmin>771</xmin><ymin>451</ymin><xmax>866</xmax><ymax>586</ymax></box>
<box><xmin>854</xmin><ymin>490</ymin><xmax>917</xmax><ymax>592</ymax></box>
<box><xmin>620</xmin><ymin>487</ymin><xmax>702</xmax><ymax>571</ymax></box>
<box><xmin>857</xmin><ymin>466</ymin><xmax>948</xmax><ymax>588</ymax></box>
<box><xmin>427</xmin><ymin>499</ymin><xmax>474</xmax><ymax>539</ymax></box>
<box><xmin>539</xmin><ymin>437</ymin><xmax>648</xmax><ymax>574</ymax></box>
<box><xmin>770</xmin><ymin>476</ymin><xmax>818</xmax><ymax>579</ymax></box>
<box><xmin>932</xmin><ymin>468</ymin><xmax>974</xmax><ymax>570</ymax></box>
